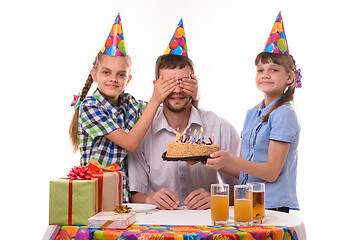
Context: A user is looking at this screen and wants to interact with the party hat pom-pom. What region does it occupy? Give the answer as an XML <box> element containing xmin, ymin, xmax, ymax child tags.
<box><xmin>67</xmin><ymin>166</ymin><xmax>93</xmax><ymax>180</ymax></box>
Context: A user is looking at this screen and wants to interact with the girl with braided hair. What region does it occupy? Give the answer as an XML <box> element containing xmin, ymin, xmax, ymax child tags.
<box><xmin>68</xmin><ymin>14</ymin><xmax>198</xmax><ymax>203</ymax></box>
<box><xmin>203</xmin><ymin>12</ymin><xmax>302</xmax><ymax>213</ymax></box>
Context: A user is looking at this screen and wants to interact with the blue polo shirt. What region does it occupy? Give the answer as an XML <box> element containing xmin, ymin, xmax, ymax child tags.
<box><xmin>239</xmin><ymin>98</ymin><xmax>300</xmax><ymax>210</ymax></box>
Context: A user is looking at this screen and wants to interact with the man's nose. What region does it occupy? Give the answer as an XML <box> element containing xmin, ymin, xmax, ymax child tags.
<box><xmin>173</xmin><ymin>80</ymin><xmax>182</xmax><ymax>93</ymax></box>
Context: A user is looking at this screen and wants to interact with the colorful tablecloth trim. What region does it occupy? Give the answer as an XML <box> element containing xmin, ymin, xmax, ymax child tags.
<box><xmin>53</xmin><ymin>224</ymin><xmax>298</xmax><ymax>240</ymax></box>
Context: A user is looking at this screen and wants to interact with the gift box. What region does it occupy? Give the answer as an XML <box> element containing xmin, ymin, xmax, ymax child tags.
<box><xmin>88</xmin><ymin>160</ymin><xmax>123</xmax><ymax>211</ymax></box>
<box><xmin>49</xmin><ymin>178</ymin><xmax>98</xmax><ymax>225</ymax></box>
<box><xmin>88</xmin><ymin>211</ymin><xmax>135</xmax><ymax>229</ymax></box>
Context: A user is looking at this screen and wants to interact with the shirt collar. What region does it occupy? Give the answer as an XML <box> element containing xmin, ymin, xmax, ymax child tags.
<box><xmin>93</xmin><ymin>88</ymin><xmax>125</xmax><ymax>114</ymax></box>
<box><xmin>257</xmin><ymin>97</ymin><xmax>280</xmax><ymax>117</ymax></box>
<box><xmin>152</xmin><ymin>105</ymin><xmax>204</xmax><ymax>135</ymax></box>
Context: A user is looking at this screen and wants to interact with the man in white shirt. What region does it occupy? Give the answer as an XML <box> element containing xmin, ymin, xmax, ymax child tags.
<box><xmin>128</xmin><ymin>54</ymin><xmax>240</xmax><ymax>210</ymax></box>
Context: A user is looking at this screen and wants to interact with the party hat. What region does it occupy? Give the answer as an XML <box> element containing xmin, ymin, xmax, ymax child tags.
<box><xmin>101</xmin><ymin>13</ymin><xmax>127</xmax><ymax>56</ymax></box>
<box><xmin>165</xmin><ymin>18</ymin><xmax>188</xmax><ymax>57</ymax></box>
<box><xmin>263</xmin><ymin>12</ymin><xmax>289</xmax><ymax>55</ymax></box>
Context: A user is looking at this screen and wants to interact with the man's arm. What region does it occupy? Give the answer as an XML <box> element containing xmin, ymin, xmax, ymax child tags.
<box><xmin>128</xmin><ymin>138</ymin><xmax>182</xmax><ymax>210</ymax></box>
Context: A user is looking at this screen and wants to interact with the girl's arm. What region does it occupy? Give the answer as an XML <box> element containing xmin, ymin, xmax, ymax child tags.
<box><xmin>105</xmin><ymin>77</ymin><xmax>177</xmax><ymax>152</ymax></box>
<box><xmin>206</xmin><ymin>140</ymin><xmax>290</xmax><ymax>182</ymax></box>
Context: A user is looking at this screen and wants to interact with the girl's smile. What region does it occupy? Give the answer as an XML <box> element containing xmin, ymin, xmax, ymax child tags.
<box><xmin>256</xmin><ymin>61</ymin><xmax>293</xmax><ymax>105</ymax></box>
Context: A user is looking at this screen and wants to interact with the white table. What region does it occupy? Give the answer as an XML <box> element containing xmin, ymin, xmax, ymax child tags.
<box><xmin>135</xmin><ymin>207</ymin><xmax>306</xmax><ymax>240</ymax></box>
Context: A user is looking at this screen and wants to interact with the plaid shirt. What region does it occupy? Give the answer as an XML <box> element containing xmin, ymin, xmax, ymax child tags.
<box><xmin>78</xmin><ymin>88</ymin><xmax>147</xmax><ymax>202</ymax></box>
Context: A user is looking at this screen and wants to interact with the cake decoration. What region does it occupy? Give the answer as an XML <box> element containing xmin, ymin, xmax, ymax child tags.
<box><xmin>193</xmin><ymin>129</ymin><xmax>197</xmax><ymax>143</ymax></box>
<box><xmin>176</xmin><ymin>127</ymin><xmax>180</xmax><ymax>142</ymax></box>
<box><xmin>165</xmin><ymin>127</ymin><xmax>220</xmax><ymax>158</ymax></box>
<box><xmin>199</xmin><ymin>127</ymin><xmax>204</xmax><ymax>144</ymax></box>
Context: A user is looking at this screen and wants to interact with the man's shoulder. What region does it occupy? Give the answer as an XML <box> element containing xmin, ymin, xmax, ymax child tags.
<box><xmin>196</xmin><ymin>108</ymin><xmax>234</xmax><ymax>127</ymax></box>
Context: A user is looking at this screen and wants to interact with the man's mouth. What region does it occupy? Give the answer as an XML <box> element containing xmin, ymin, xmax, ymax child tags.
<box><xmin>169</xmin><ymin>94</ymin><xmax>185</xmax><ymax>101</ymax></box>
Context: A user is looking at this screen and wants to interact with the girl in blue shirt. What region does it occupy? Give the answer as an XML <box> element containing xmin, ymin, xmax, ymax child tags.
<box><xmin>204</xmin><ymin>12</ymin><xmax>302</xmax><ymax>213</ymax></box>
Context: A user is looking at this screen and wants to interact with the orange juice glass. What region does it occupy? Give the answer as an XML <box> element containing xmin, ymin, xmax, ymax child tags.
<box><xmin>211</xmin><ymin>184</ymin><xmax>229</xmax><ymax>225</ymax></box>
<box><xmin>234</xmin><ymin>185</ymin><xmax>253</xmax><ymax>226</ymax></box>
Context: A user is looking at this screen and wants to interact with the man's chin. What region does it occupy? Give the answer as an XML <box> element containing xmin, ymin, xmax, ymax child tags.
<box><xmin>165</xmin><ymin>100</ymin><xmax>192</xmax><ymax>113</ymax></box>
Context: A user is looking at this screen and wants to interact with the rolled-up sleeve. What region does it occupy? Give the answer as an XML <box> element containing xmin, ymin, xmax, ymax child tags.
<box><xmin>80</xmin><ymin>101</ymin><xmax>120</xmax><ymax>139</ymax></box>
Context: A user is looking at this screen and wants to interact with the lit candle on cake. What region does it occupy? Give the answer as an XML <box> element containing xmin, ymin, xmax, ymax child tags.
<box><xmin>199</xmin><ymin>127</ymin><xmax>204</xmax><ymax>144</ymax></box>
<box><xmin>176</xmin><ymin>127</ymin><xmax>180</xmax><ymax>142</ymax></box>
<box><xmin>193</xmin><ymin>129</ymin><xmax>197</xmax><ymax>143</ymax></box>
<box><xmin>212</xmin><ymin>133</ymin><xmax>215</xmax><ymax>144</ymax></box>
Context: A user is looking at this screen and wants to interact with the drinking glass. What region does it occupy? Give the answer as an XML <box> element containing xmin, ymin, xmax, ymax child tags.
<box><xmin>248</xmin><ymin>182</ymin><xmax>265</xmax><ymax>224</ymax></box>
<box><xmin>234</xmin><ymin>185</ymin><xmax>253</xmax><ymax>226</ymax></box>
<box><xmin>211</xmin><ymin>184</ymin><xmax>229</xmax><ymax>225</ymax></box>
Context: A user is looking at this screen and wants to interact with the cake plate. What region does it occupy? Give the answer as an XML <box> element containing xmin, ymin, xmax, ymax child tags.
<box><xmin>162</xmin><ymin>152</ymin><xmax>209</xmax><ymax>163</ymax></box>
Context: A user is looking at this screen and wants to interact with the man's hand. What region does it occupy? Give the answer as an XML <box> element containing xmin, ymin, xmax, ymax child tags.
<box><xmin>184</xmin><ymin>188</ymin><xmax>211</xmax><ymax>210</ymax></box>
<box><xmin>146</xmin><ymin>188</ymin><xmax>180</xmax><ymax>210</ymax></box>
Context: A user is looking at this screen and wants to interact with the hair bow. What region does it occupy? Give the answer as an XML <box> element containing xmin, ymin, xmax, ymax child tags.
<box><xmin>294</xmin><ymin>69</ymin><xmax>302</xmax><ymax>88</ymax></box>
<box><xmin>71</xmin><ymin>93</ymin><xmax>81</xmax><ymax>110</ymax></box>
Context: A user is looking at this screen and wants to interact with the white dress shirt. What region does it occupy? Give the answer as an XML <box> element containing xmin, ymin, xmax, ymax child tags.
<box><xmin>128</xmin><ymin>106</ymin><xmax>240</xmax><ymax>204</ymax></box>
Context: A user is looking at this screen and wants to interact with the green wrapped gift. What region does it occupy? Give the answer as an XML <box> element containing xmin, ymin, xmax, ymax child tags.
<box><xmin>49</xmin><ymin>179</ymin><xmax>98</xmax><ymax>225</ymax></box>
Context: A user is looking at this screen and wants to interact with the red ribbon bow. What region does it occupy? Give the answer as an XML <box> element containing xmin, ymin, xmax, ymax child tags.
<box><xmin>88</xmin><ymin>159</ymin><xmax>121</xmax><ymax>172</ymax></box>
<box><xmin>67</xmin><ymin>166</ymin><xmax>93</xmax><ymax>180</ymax></box>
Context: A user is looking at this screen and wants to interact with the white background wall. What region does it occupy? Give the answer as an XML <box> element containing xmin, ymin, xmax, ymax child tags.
<box><xmin>1</xmin><ymin>0</ymin><xmax>359</xmax><ymax>239</ymax></box>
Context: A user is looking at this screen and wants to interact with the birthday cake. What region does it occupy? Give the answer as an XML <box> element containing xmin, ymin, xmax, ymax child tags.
<box><xmin>166</xmin><ymin>140</ymin><xmax>220</xmax><ymax>158</ymax></box>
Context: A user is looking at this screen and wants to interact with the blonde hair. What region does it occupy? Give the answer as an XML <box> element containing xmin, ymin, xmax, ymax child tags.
<box><xmin>69</xmin><ymin>52</ymin><xmax>132</xmax><ymax>152</ymax></box>
<box><xmin>255</xmin><ymin>52</ymin><xmax>297</xmax><ymax>122</ymax></box>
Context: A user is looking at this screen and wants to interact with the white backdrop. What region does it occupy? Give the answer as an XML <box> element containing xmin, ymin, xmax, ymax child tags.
<box><xmin>1</xmin><ymin>0</ymin><xmax>359</xmax><ymax>239</ymax></box>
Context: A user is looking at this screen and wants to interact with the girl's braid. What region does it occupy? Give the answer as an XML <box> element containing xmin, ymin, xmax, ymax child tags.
<box><xmin>69</xmin><ymin>52</ymin><xmax>102</xmax><ymax>153</ymax></box>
